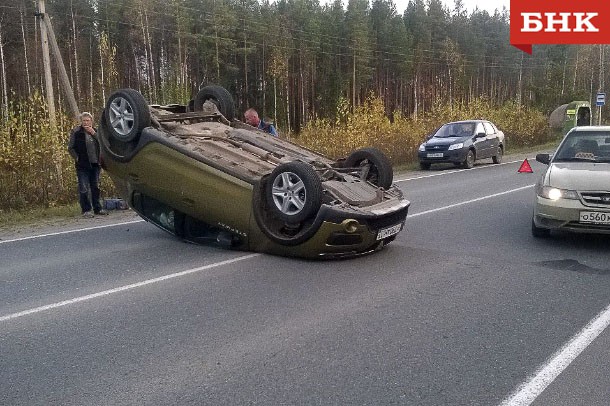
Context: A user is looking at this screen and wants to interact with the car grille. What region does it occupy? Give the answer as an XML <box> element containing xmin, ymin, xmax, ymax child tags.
<box><xmin>580</xmin><ymin>192</ymin><xmax>610</xmax><ymax>207</ymax></box>
<box><xmin>365</xmin><ymin>207</ymin><xmax>409</xmax><ymax>231</ymax></box>
<box><xmin>425</xmin><ymin>145</ymin><xmax>449</xmax><ymax>151</ymax></box>
<box><xmin>326</xmin><ymin>233</ymin><xmax>363</xmax><ymax>246</ymax></box>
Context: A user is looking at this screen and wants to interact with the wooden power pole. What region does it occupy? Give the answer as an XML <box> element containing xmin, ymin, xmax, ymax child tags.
<box><xmin>36</xmin><ymin>0</ymin><xmax>80</xmax><ymax>124</ymax></box>
<box><xmin>43</xmin><ymin>13</ymin><xmax>79</xmax><ymax>118</ymax></box>
<box><xmin>37</xmin><ymin>0</ymin><xmax>56</xmax><ymax>129</ymax></box>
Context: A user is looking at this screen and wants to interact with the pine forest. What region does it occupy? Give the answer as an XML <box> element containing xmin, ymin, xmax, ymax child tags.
<box><xmin>0</xmin><ymin>0</ymin><xmax>608</xmax><ymax>209</ymax></box>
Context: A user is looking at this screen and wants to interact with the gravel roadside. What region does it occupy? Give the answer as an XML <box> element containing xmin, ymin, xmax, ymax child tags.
<box><xmin>0</xmin><ymin>209</ymin><xmax>143</xmax><ymax>242</ymax></box>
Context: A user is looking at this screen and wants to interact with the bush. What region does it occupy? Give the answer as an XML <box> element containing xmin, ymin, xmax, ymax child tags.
<box><xmin>0</xmin><ymin>92</ymin><xmax>115</xmax><ymax>212</ymax></box>
<box><xmin>0</xmin><ymin>93</ymin><xmax>549</xmax><ymax>211</ymax></box>
<box><xmin>292</xmin><ymin>95</ymin><xmax>550</xmax><ymax>164</ymax></box>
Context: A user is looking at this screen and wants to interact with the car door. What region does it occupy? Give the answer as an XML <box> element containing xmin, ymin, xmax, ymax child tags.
<box><xmin>482</xmin><ymin>121</ymin><xmax>500</xmax><ymax>158</ymax></box>
<box><xmin>472</xmin><ymin>122</ymin><xmax>488</xmax><ymax>158</ymax></box>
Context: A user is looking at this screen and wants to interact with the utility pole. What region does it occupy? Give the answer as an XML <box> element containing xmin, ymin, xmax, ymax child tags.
<box><xmin>43</xmin><ymin>13</ymin><xmax>79</xmax><ymax>118</ymax></box>
<box><xmin>36</xmin><ymin>0</ymin><xmax>79</xmax><ymax>120</ymax></box>
<box><xmin>37</xmin><ymin>0</ymin><xmax>56</xmax><ymax>129</ymax></box>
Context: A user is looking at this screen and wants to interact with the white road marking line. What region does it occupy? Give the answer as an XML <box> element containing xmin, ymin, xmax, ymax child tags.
<box><xmin>395</xmin><ymin>159</ymin><xmax>528</xmax><ymax>182</ymax></box>
<box><xmin>408</xmin><ymin>184</ymin><xmax>535</xmax><ymax>218</ymax></box>
<box><xmin>405</xmin><ymin>180</ymin><xmax>609</xmax><ymax>405</ymax></box>
<box><xmin>0</xmin><ymin>219</ymin><xmax>145</xmax><ymax>244</ymax></box>
<box><xmin>0</xmin><ymin>253</ymin><xmax>260</xmax><ymax>322</ymax></box>
<box><xmin>0</xmin><ymin>184</ymin><xmax>536</xmax><ymax>322</ymax></box>
<box><xmin>1</xmin><ymin>159</ymin><xmax>531</xmax><ymax>244</ymax></box>
<box><xmin>499</xmin><ymin>302</ymin><xmax>610</xmax><ymax>406</ymax></box>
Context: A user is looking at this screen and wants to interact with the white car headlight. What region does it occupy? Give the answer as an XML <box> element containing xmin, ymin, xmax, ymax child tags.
<box><xmin>536</xmin><ymin>185</ymin><xmax>579</xmax><ymax>200</ymax></box>
<box><xmin>448</xmin><ymin>143</ymin><xmax>463</xmax><ymax>151</ymax></box>
<box><xmin>419</xmin><ymin>144</ymin><xmax>426</xmax><ymax>152</ymax></box>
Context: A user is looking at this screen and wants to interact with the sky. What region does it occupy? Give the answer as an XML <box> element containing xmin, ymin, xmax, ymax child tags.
<box><xmin>392</xmin><ymin>0</ymin><xmax>510</xmax><ymax>15</ymax></box>
<box><xmin>442</xmin><ymin>0</ymin><xmax>509</xmax><ymax>14</ymax></box>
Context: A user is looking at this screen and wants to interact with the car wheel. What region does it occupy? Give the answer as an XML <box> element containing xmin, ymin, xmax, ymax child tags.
<box><xmin>531</xmin><ymin>218</ymin><xmax>551</xmax><ymax>238</ymax></box>
<box><xmin>193</xmin><ymin>85</ymin><xmax>235</xmax><ymax>121</ymax></box>
<box><xmin>344</xmin><ymin>147</ymin><xmax>393</xmax><ymax>189</ymax></box>
<box><xmin>492</xmin><ymin>146</ymin><xmax>503</xmax><ymax>164</ymax></box>
<box><xmin>419</xmin><ymin>162</ymin><xmax>431</xmax><ymax>170</ymax></box>
<box><xmin>266</xmin><ymin>161</ymin><xmax>322</xmax><ymax>223</ymax></box>
<box><xmin>462</xmin><ymin>149</ymin><xmax>475</xmax><ymax>169</ymax></box>
<box><xmin>253</xmin><ymin>181</ymin><xmax>323</xmax><ymax>246</ymax></box>
<box><xmin>105</xmin><ymin>89</ymin><xmax>150</xmax><ymax>144</ymax></box>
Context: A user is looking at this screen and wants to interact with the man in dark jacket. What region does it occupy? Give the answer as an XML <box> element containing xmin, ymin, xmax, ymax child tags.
<box><xmin>68</xmin><ymin>112</ymin><xmax>108</xmax><ymax>217</ymax></box>
<box><xmin>244</xmin><ymin>108</ymin><xmax>278</xmax><ymax>136</ymax></box>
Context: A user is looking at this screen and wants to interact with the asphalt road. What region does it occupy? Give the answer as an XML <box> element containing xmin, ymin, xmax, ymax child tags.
<box><xmin>1</xmin><ymin>154</ymin><xmax>609</xmax><ymax>405</ymax></box>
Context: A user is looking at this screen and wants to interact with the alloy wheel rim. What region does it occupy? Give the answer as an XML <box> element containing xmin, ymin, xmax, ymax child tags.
<box><xmin>109</xmin><ymin>97</ymin><xmax>135</xmax><ymax>138</ymax></box>
<box><xmin>271</xmin><ymin>172</ymin><xmax>306</xmax><ymax>216</ymax></box>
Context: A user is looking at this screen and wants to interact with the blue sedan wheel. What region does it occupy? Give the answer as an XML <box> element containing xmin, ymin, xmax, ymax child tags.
<box><xmin>463</xmin><ymin>150</ymin><xmax>475</xmax><ymax>169</ymax></box>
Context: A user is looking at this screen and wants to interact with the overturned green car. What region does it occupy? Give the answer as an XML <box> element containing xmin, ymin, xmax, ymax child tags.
<box><xmin>98</xmin><ymin>86</ymin><xmax>410</xmax><ymax>259</ymax></box>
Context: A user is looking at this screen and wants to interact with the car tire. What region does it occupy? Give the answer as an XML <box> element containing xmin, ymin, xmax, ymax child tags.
<box><xmin>266</xmin><ymin>161</ymin><xmax>322</xmax><ymax>223</ymax></box>
<box><xmin>531</xmin><ymin>218</ymin><xmax>551</xmax><ymax>238</ymax></box>
<box><xmin>492</xmin><ymin>146</ymin><xmax>503</xmax><ymax>164</ymax></box>
<box><xmin>104</xmin><ymin>89</ymin><xmax>150</xmax><ymax>144</ymax></box>
<box><xmin>419</xmin><ymin>162</ymin><xmax>431</xmax><ymax>170</ymax></box>
<box><xmin>462</xmin><ymin>149</ymin><xmax>475</xmax><ymax>169</ymax></box>
<box><xmin>193</xmin><ymin>85</ymin><xmax>235</xmax><ymax>121</ymax></box>
<box><xmin>344</xmin><ymin>147</ymin><xmax>393</xmax><ymax>189</ymax></box>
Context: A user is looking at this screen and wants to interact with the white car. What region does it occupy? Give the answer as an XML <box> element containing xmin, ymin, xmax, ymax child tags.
<box><xmin>532</xmin><ymin>126</ymin><xmax>610</xmax><ymax>237</ymax></box>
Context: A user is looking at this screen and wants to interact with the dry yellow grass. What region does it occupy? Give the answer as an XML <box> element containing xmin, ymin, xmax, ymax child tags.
<box><xmin>0</xmin><ymin>94</ymin><xmax>549</xmax><ymax>211</ymax></box>
<box><xmin>291</xmin><ymin>95</ymin><xmax>551</xmax><ymax>163</ymax></box>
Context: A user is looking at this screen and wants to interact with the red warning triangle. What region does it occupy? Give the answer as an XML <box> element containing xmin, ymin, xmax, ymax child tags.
<box><xmin>518</xmin><ymin>159</ymin><xmax>533</xmax><ymax>173</ymax></box>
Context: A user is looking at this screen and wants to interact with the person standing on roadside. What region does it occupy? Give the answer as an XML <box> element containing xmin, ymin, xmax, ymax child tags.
<box><xmin>68</xmin><ymin>112</ymin><xmax>108</xmax><ymax>218</ymax></box>
<box><xmin>244</xmin><ymin>108</ymin><xmax>278</xmax><ymax>136</ymax></box>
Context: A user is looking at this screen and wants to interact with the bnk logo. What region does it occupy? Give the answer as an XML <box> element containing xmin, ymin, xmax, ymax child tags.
<box><xmin>510</xmin><ymin>1</ymin><xmax>610</xmax><ymax>54</ymax></box>
<box><xmin>521</xmin><ymin>13</ymin><xmax>598</xmax><ymax>33</ymax></box>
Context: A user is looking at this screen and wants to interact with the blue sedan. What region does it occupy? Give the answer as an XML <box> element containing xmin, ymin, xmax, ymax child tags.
<box><xmin>418</xmin><ymin>120</ymin><xmax>505</xmax><ymax>169</ymax></box>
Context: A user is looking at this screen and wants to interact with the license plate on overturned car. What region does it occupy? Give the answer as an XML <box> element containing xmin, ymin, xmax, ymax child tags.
<box><xmin>377</xmin><ymin>223</ymin><xmax>403</xmax><ymax>240</ymax></box>
<box><xmin>580</xmin><ymin>211</ymin><xmax>610</xmax><ymax>225</ymax></box>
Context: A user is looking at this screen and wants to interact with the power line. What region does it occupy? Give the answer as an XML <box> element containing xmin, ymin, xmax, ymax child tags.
<box><xmin>6</xmin><ymin>0</ymin><xmax>602</xmax><ymax>78</ymax></box>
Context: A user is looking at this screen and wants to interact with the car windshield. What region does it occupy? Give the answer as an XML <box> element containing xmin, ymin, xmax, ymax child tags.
<box><xmin>433</xmin><ymin>123</ymin><xmax>475</xmax><ymax>138</ymax></box>
<box><xmin>553</xmin><ymin>132</ymin><xmax>610</xmax><ymax>163</ymax></box>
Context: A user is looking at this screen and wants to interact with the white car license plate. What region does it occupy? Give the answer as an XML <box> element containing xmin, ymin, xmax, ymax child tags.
<box><xmin>579</xmin><ymin>211</ymin><xmax>610</xmax><ymax>224</ymax></box>
<box><xmin>377</xmin><ymin>223</ymin><xmax>403</xmax><ymax>240</ymax></box>
<box><xmin>427</xmin><ymin>153</ymin><xmax>444</xmax><ymax>158</ymax></box>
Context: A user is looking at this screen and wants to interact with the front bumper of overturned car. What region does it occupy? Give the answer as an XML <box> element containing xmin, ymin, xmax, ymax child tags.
<box><xmin>533</xmin><ymin>195</ymin><xmax>610</xmax><ymax>235</ymax></box>
<box><xmin>251</xmin><ymin>198</ymin><xmax>411</xmax><ymax>259</ymax></box>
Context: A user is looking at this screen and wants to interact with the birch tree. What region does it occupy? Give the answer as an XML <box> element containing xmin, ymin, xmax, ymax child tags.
<box><xmin>0</xmin><ymin>22</ymin><xmax>8</xmax><ymax>122</ymax></box>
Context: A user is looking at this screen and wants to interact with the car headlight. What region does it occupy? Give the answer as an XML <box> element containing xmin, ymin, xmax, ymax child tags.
<box><xmin>536</xmin><ymin>185</ymin><xmax>579</xmax><ymax>200</ymax></box>
<box><xmin>419</xmin><ymin>144</ymin><xmax>426</xmax><ymax>152</ymax></box>
<box><xmin>448</xmin><ymin>143</ymin><xmax>463</xmax><ymax>150</ymax></box>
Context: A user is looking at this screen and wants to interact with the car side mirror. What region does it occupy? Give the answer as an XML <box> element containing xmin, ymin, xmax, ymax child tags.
<box><xmin>475</xmin><ymin>132</ymin><xmax>486</xmax><ymax>138</ymax></box>
<box><xmin>536</xmin><ymin>153</ymin><xmax>551</xmax><ymax>165</ymax></box>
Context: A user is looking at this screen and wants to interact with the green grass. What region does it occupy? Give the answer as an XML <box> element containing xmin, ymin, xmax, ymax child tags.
<box><xmin>505</xmin><ymin>139</ymin><xmax>560</xmax><ymax>155</ymax></box>
<box><xmin>0</xmin><ymin>203</ymin><xmax>82</xmax><ymax>230</ymax></box>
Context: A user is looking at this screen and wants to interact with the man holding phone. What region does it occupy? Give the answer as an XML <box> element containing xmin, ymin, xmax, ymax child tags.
<box><xmin>68</xmin><ymin>112</ymin><xmax>108</xmax><ymax>218</ymax></box>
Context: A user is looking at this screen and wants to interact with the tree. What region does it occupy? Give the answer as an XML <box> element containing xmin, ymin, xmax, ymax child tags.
<box><xmin>345</xmin><ymin>0</ymin><xmax>373</xmax><ymax>109</ymax></box>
